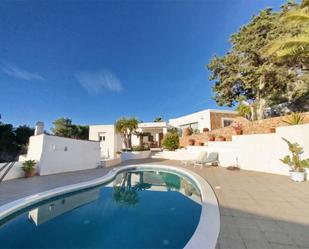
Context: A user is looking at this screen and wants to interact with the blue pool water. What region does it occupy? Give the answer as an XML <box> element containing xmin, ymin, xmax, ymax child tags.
<box><xmin>0</xmin><ymin>169</ymin><xmax>202</xmax><ymax>249</ymax></box>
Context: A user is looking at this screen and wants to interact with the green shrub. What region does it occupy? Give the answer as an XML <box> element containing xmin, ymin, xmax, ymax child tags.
<box><xmin>132</xmin><ymin>145</ymin><xmax>150</xmax><ymax>151</ymax></box>
<box><xmin>162</xmin><ymin>132</ymin><xmax>179</xmax><ymax>151</ymax></box>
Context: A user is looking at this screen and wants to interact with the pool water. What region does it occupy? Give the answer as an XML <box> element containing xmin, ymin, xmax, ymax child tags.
<box><xmin>0</xmin><ymin>169</ymin><xmax>202</xmax><ymax>249</ymax></box>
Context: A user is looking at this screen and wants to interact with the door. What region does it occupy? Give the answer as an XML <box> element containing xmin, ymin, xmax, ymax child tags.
<box><xmin>159</xmin><ymin>132</ymin><xmax>164</xmax><ymax>147</ymax></box>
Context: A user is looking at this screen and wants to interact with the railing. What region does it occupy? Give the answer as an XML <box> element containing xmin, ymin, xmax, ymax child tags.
<box><xmin>0</xmin><ymin>161</ymin><xmax>16</xmax><ymax>183</ymax></box>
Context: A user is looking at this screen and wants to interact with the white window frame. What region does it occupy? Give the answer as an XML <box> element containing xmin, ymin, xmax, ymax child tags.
<box><xmin>221</xmin><ymin>118</ymin><xmax>234</xmax><ymax>128</ymax></box>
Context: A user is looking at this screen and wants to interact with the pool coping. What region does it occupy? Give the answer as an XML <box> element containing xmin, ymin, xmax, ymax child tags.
<box><xmin>0</xmin><ymin>164</ymin><xmax>220</xmax><ymax>249</ymax></box>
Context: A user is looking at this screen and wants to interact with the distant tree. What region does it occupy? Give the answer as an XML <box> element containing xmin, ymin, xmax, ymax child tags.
<box><xmin>154</xmin><ymin>117</ymin><xmax>164</xmax><ymax>122</ymax></box>
<box><xmin>51</xmin><ymin>118</ymin><xmax>73</xmax><ymax>138</ymax></box>
<box><xmin>15</xmin><ymin>125</ymin><xmax>34</xmax><ymax>146</ymax></box>
<box><xmin>115</xmin><ymin>117</ymin><xmax>139</xmax><ymax>150</ymax></box>
<box><xmin>15</xmin><ymin>125</ymin><xmax>34</xmax><ymax>154</ymax></box>
<box><xmin>70</xmin><ymin>125</ymin><xmax>89</xmax><ymax>140</ymax></box>
<box><xmin>51</xmin><ymin>117</ymin><xmax>89</xmax><ymax>140</ymax></box>
<box><xmin>0</xmin><ymin>123</ymin><xmax>18</xmax><ymax>162</ymax></box>
<box><xmin>208</xmin><ymin>3</ymin><xmax>308</xmax><ymax>119</ymax></box>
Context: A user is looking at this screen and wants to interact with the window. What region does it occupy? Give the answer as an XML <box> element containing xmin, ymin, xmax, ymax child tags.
<box><xmin>222</xmin><ymin>118</ymin><xmax>234</xmax><ymax>127</ymax></box>
<box><xmin>99</xmin><ymin>133</ymin><xmax>106</xmax><ymax>142</ymax></box>
<box><xmin>179</xmin><ymin>122</ymin><xmax>198</xmax><ymax>131</ymax></box>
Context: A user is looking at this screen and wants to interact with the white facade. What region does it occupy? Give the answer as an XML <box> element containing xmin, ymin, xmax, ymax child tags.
<box><xmin>89</xmin><ymin>109</ymin><xmax>237</xmax><ymax>159</ymax></box>
<box><xmin>89</xmin><ymin>125</ymin><xmax>122</xmax><ymax>159</ymax></box>
<box><xmin>169</xmin><ymin>109</ymin><xmax>237</xmax><ymax>132</ymax></box>
<box><xmin>28</xmin><ymin>134</ymin><xmax>101</xmax><ymax>175</ymax></box>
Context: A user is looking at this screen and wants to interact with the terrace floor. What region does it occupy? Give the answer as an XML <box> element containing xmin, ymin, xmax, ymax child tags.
<box><xmin>1</xmin><ymin>159</ymin><xmax>309</xmax><ymax>249</ymax></box>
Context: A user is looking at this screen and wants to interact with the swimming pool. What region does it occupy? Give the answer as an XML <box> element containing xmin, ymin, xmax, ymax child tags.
<box><xmin>0</xmin><ymin>165</ymin><xmax>220</xmax><ymax>249</ymax></box>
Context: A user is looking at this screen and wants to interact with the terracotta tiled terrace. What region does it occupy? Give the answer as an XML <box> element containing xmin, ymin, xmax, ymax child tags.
<box><xmin>1</xmin><ymin>159</ymin><xmax>309</xmax><ymax>249</ymax></box>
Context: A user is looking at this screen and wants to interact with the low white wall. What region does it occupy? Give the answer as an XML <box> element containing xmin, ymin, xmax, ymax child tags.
<box><xmin>121</xmin><ymin>151</ymin><xmax>151</xmax><ymax>161</ymax></box>
<box><xmin>162</xmin><ymin>124</ymin><xmax>309</xmax><ymax>176</ymax></box>
<box><xmin>0</xmin><ymin>162</ymin><xmax>25</xmax><ymax>181</ymax></box>
<box><xmin>27</xmin><ymin>135</ymin><xmax>101</xmax><ymax>175</ymax></box>
<box><xmin>101</xmin><ymin>158</ymin><xmax>122</xmax><ymax>167</ymax></box>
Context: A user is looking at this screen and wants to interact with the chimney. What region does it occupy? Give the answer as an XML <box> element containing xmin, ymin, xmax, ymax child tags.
<box><xmin>34</xmin><ymin>121</ymin><xmax>44</xmax><ymax>136</ymax></box>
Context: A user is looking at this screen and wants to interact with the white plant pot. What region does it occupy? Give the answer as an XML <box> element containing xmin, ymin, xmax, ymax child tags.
<box><xmin>290</xmin><ymin>171</ymin><xmax>306</xmax><ymax>182</ymax></box>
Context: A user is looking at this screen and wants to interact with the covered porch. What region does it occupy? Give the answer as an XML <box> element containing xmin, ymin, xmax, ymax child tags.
<box><xmin>133</xmin><ymin>122</ymin><xmax>171</xmax><ymax>149</ymax></box>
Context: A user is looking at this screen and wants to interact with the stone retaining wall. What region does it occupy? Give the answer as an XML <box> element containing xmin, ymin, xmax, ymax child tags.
<box><xmin>180</xmin><ymin>112</ymin><xmax>309</xmax><ymax>147</ymax></box>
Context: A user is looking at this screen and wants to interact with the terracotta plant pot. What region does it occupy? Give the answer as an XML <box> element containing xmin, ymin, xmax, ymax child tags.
<box><xmin>216</xmin><ymin>136</ymin><xmax>226</xmax><ymax>141</ymax></box>
<box><xmin>197</xmin><ymin>142</ymin><xmax>204</xmax><ymax>146</ymax></box>
<box><xmin>235</xmin><ymin>129</ymin><xmax>243</xmax><ymax>135</ymax></box>
<box><xmin>208</xmin><ymin>136</ymin><xmax>215</xmax><ymax>141</ymax></box>
<box><xmin>183</xmin><ymin>128</ymin><xmax>192</xmax><ymax>137</ymax></box>
<box><xmin>188</xmin><ymin>139</ymin><xmax>195</xmax><ymax>146</ymax></box>
<box><xmin>269</xmin><ymin>127</ymin><xmax>276</xmax><ymax>133</ymax></box>
<box><xmin>25</xmin><ymin>170</ymin><xmax>35</xmax><ymax>178</ymax></box>
<box><xmin>202</xmin><ymin>128</ymin><xmax>209</xmax><ymax>133</ymax></box>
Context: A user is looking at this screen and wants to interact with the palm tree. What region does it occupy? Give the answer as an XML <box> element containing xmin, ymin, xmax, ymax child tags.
<box><xmin>263</xmin><ymin>0</ymin><xmax>309</xmax><ymax>61</ymax></box>
<box><xmin>115</xmin><ymin>117</ymin><xmax>139</xmax><ymax>150</ymax></box>
<box><xmin>154</xmin><ymin>117</ymin><xmax>163</xmax><ymax>122</ymax></box>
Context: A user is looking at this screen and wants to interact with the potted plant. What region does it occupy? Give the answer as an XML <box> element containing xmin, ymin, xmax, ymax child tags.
<box><xmin>188</xmin><ymin>139</ymin><xmax>195</xmax><ymax>146</ymax></box>
<box><xmin>208</xmin><ymin>135</ymin><xmax>215</xmax><ymax>141</ymax></box>
<box><xmin>203</xmin><ymin>128</ymin><xmax>209</xmax><ymax>133</ymax></box>
<box><xmin>231</xmin><ymin>121</ymin><xmax>243</xmax><ymax>135</ymax></box>
<box><xmin>197</xmin><ymin>142</ymin><xmax>204</xmax><ymax>146</ymax></box>
<box><xmin>183</xmin><ymin>127</ymin><xmax>192</xmax><ymax>137</ymax></box>
<box><xmin>280</xmin><ymin>138</ymin><xmax>309</xmax><ymax>182</ymax></box>
<box><xmin>216</xmin><ymin>136</ymin><xmax>226</xmax><ymax>141</ymax></box>
<box><xmin>21</xmin><ymin>160</ymin><xmax>36</xmax><ymax>178</ymax></box>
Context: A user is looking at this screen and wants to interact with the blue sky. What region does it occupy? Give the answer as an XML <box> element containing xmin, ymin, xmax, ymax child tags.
<box><xmin>0</xmin><ymin>0</ymin><xmax>285</xmax><ymax>129</ymax></box>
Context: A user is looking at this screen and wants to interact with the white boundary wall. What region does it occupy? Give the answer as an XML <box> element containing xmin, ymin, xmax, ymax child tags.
<box><xmin>162</xmin><ymin>124</ymin><xmax>309</xmax><ymax>176</ymax></box>
<box><xmin>28</xmin><ymin>135</ymin><xmax>101</xmax><ymax>175</ymax></box>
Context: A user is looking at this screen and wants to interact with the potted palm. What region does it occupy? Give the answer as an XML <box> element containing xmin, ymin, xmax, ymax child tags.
<box><xmin>21</xmin><ymin>160</ymin><xmax>36</xmax><ymax>178</ymax></box>
<box><xmin>280</xmin><ymin>138</ymin><xmax>309</xmax><ymax>182</ymax></box>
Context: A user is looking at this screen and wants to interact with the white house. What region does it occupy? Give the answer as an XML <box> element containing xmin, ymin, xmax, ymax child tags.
<box><xmin>169</xmin><ymin>109</ymin><xmax>238</xmax><ymax>132</ymax></box>
<box><xmin>89</xmin><ymin>109</ymin><xmax>238</xmax><ymax>159</ymax></box>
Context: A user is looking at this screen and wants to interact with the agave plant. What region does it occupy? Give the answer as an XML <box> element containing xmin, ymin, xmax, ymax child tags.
<box><xmin>283</xmin><ymin>112</ymin><xmax>305</xmax><ymax>125</ymax></box>
<box><xmin>280</xmin><ymin>138</ymin><xmax>309</xmax><ymax>172</ymax></box>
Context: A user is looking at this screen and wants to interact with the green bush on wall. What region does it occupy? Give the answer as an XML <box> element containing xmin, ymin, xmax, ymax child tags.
<box><xmin>162</xmin><ymin>132</ymin><xmax>179</xmax><ymax>151</ymax></box>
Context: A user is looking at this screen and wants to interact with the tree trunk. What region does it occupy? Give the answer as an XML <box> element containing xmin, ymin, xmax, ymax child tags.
<box><xmin>256</xmin><ymin>78</ymin><xmax>266</xmax><ymax>120</ymax></box>
<box><xmin>123</xmin><ymin>134</ymin><xmax>128</xmax><ymax>150</ymax></box>
<box><xmin>257</xmin><ymin>98</ymin><xmax>266</xmax><ymax>120</ymax></box>
<box><xmin>128</xmin><ymin>133</ymin><xmax>132</xmax><ymax>149</ymax></box>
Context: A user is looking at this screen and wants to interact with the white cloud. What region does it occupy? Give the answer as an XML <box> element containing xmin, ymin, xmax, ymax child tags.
<box><xmin>1</xmin><ymin>63</ymin><xmax>45</xmax><ymax>81</ymax></box>
<box><xmin>75</xmin><ymin>69</ymin><xmax>123</xmax><ymax>94</ymax></box>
